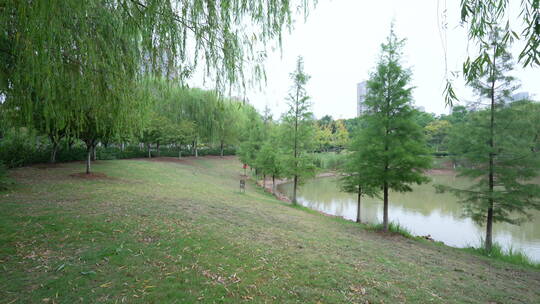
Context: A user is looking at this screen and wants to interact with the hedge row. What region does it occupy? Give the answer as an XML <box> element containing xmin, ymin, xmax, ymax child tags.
<box><xmin>0</xmin><ymin>143</ymin><xmax>236</xmax><ymax>168</ymax></box>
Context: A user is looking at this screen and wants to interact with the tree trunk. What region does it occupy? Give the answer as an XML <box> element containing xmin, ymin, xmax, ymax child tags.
<box><xmin>356</xmin><ymin>187</ymin><xmax>362</xmax><ymax>223</ymax></box>
<box><xmin>292</xmin><ymin>175</ymin><xmax>298</xmax><ymax>205</ymax></box>
<box><xmin>50</xmin><ymin>142</ymin><xmax>58</xmax><ymax>164</ymax></box>
<box><xmin>486</xmin><ymin>44</ymin><xmax>497</xmax><ymax>252</ymax></box>
<box><xmin>194</xmin><ymin>139</ymin><xmax>198</xmax><ymax>157</ymax></box>
<box><xmin>263</xmin><ymin>174</ymin><xmax>266</xmax><ymax>189</ymax></box>
<box><xmin>220</xmin><ymin>140</ymin><xmax>224</xmax><ymax>157</ymax></box>
<box><xmin>91</xmin><ymin>144</ymin><xmax>96</xmax><ymax>161</ymax></box>
<box><xmin>157</xmin><ymin>141</ymin><xmax>160</xmax><ymax>157</ymax></box>
<box><xmin>147</xmin><ymin>144</ymin><xmax>151</xmax><ymax>158</ymax></box>
<box><xmin>272</xmin><ymin>175</ymin><xmax>276</xmax><ymax>194</ymax></box>
<box><xmin>383</xmin><ymin>182</ymin><xmax>389</xmax><ymax>231</ymax></box>
<box><xmin>178</xmin><ymin>146</ymin><xmax>182</xmax><ymax>159</ymax></box>
<box><xmin>86</xmin><ymin>146</ymin><xmax>92</xmax><ymax>174</ymax></box>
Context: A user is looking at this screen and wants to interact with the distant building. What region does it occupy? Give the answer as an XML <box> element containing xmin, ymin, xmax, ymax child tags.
<box><xmin>357</xmin><ymin>81</ymin><xmax>368</xmax><ymax>117</ymax></box>
<box><xmin>512</xmin><ymin>92</ymin><xmax>530</xmax><ymax>102</ymax></box>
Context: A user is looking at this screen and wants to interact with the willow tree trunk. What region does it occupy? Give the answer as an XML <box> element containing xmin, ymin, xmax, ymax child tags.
<box><xmin>383</xmin><ymin>182</ymin><xmax>389</xmax><ymax>231</ymax></box>
<box><xmin>194</xmin><ymin>139</ymin><xmax>198</xmax><ymax>157</ymax></box>
<box><xmin>86</xmin><ymin>146</ymin><xmax>92</xmax><ymax>174</ymax></box>
<box><xmin>292</xmin><ymin>175</ymin><xmax>298</xmax><ymax>205</ymax></box>
<box><xmin>147</xmin><ymin>144</ymin><xmax>151</xmax><ymax>158</ymax></box>
<box><xmin>91</xmin><ymin>145</ymin><xmax>96</xmax><ymax>161</ymax></box>
<box><xmin>178</xmin><ymin>146</ymin><xmax>182</xmax><ymax>159</ymax></box>
<box><xmin>272</xmin><ymin>175</ymin><xmax>276</xmax><ymax>194</ymax></box>
<box><xmin>50</xmin><ymin>142</ymin><xmax>58</xmax><ymax>164</ymax></box>
<box><xmin>157</xmin><ymin>141</ymin><xmax>160</xmax><ymax>157</ymax></box>
<box><xmin>263</xmin><ymin>174</ymin><xmax>266</xmax><ymax>189</ymax></box>
<box><xmin>220</xmin><ymin>140</ymin><xmax>224</xmax><ymax>157</ymax></box>
<box><xmin>485</xmin><ymin>45</ymin><xmax>497</xmax><ymax>252</ymax></box>
<box><xmin>356</xmin><ymin>188</ymin><xmax>362</xmax><ymax>223</ymax></box>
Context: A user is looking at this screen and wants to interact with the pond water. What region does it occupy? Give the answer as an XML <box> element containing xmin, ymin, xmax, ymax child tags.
<box><xmin>278</xmin><ymin>173</ymin><xmax>540</xmax><ymax>262</ymax></box>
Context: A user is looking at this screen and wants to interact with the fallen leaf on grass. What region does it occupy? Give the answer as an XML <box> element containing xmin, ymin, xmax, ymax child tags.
<box><xmin>81</xmin><ymin>271</ymin><xmax>96</xmax><ymax>275</ymax></box>
<box><xmin>349</xmin><ymin>285</ymin><xmax>367</xmax><ymax>295</ymax></box>
<box><xmin>55</xmin><ymin>264</ymin><xmax>65</xmax><ymax>272</ymax></box>
<box><xmin>100</xmin><ymin>282</ymin><xmax>112</xmax><ymax>288</ymax></box>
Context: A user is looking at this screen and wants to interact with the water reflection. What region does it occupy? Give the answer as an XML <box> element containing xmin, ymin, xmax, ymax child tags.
<box><xmin>278</xmin><ymin>174</ymin><xmax>540</xmax><ymax>262</ymax></box>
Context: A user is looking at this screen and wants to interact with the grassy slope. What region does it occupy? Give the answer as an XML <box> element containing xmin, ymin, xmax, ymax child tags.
<box><xmin>0</xmin><ymin>157</ymin><xmax>538</xmax><ymax>304</ymax></box>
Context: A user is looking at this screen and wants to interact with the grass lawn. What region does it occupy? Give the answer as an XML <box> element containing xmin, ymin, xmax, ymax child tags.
<box><xmin>1</xmin><ymin>157</ymin><xmax>539</xmax><ymax>303</ymax></box>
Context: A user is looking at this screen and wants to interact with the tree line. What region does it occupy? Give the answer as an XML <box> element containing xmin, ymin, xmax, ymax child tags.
<box><xmin>0</xmin><ymin>78</ymin><xmax>257</xmax><ymax>173</ymax></box>
<box><xmin>244</xmin><ymin>25</ymin><xmax>540</xmax><ymax>254</ymax></box>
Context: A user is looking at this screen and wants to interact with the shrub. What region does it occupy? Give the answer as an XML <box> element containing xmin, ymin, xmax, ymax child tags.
<box><xmin>0</xmin><ymin>128</ymin><xmax>48</xmax><ymax>167</ymax></box>
<box><xmin>0</xmin><ymin>161</ymin><xmax>11</xmax><ymax>190</ymax></box>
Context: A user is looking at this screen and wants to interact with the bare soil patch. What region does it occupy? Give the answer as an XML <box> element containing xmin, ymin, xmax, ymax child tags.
<box><xmin>69</xmin><ymin>172</ymin><xmax>109</xmax><ymax>179</ymax></box>
<box><xmin>33</xmin><ymin>163</ymin><xmax>64</xmax><ymax>170</ymax></box>
<box><xmin>138</xmin><ymin>155</ymin><xmax>236</xmax><ymax>163</ymax></box>
<box><xmin>426</xmin><ymin>168</ymin><xmax>456</xmax><ymax>175</ymax></box>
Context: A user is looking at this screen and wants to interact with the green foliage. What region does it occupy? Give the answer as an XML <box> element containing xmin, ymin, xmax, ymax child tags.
<box><xmin>280</xmin><ymin>56</ymin><xmax>317</xmax><ymax>201</ymax></box>
<box><xmin>0</xmin><ymin>128</ymin><xmax>48</xmax><ymax>167</ymax></box>
<box><xmin>332</xmin><ymin>120</ymin><xmax>349</xmax><ymax>150</ymax></box>
<box><xmin>445</xmin><ymin>1</ymin><xmax>540</xmax><ymax>105</ymax></box>
<box><xmin>411</xmin><ymin>109</ymin><xmax>436</xmax><ymax>128</ymax></box>
<box><xmin>460</xmin><ymin>0</ymin><xmax>539</xmax><ymax>68</ymax></box>
<box><xmin>1</xmin><ymin>0</ymin><xmax>312</xmax><ymax>105</ymax></box>
<box><xmin>425</xmin><ymin>120</ymin><xmax>451</xmax><ymax>152</ymax></box>
<box><xmin>312</xmin><ymin>152</ymin><xmax>347</xmax><ymax>171</ymax></box>
<box><xmin>314</xmin><ymin>123</ymin><xmax>332</xmax><ymax>151</ymax></box>
<box><xmin>238</xmin><ymin>106</ymin><xmax>266</xmax><ymax>167</ymax></box>
<box><xmin>446</xmin><ymin>105</ymin><xmax>540</xmax><ymax>225</ymax></box>
<box><xmin>255</xmin><ymin>141</ymin><xmax>284</xmax><ymax>181</ymax></box>
<box><xmin>442</xmin><ymin>27</ymin><xmax>540</xmax><ymax>252</ymax></box>
<box><xmin>351</xmin><ymin>26</ymin><xmax>431</xmax><ymax>229</ymax></box>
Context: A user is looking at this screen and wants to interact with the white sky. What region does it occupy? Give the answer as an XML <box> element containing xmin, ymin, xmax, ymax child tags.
<box><xmin>202</xmin><ymin>0</ymin><xmax>540</xmax><ymax>119</ymax></box>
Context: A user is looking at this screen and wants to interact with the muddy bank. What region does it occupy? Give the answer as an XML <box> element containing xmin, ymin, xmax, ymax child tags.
<box><xmin>254</xmin><ymin>172</ymin><xmax>339</xmax><ymax>203</ymax></box>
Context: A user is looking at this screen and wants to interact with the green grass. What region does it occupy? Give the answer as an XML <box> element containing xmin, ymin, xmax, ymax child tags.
<box><xmin>366</xmin><ymin>221</ymin><xmax>539</xmax><ymax>269</ymax></box>
<box><xmin>1</xmin><ymin>157</ymin><xmax>539</xmax><ymax>303</ymax></box>
<box><xmin>463</xmin><ymin>241</ymin><xmax>540</xmax><ymax>269</ymax></box>
<box><xmin>365</xmin><ymin>221</ymin><xmax>415</xmax><ymax>239</ymax></box>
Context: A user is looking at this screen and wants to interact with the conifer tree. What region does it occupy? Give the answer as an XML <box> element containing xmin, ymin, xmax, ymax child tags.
<box><xmin>354</xmin><ymin>27</ymin><xmax>431</xmax><ymax>231</ymax></box>
<box><xmin>281</xmin><ymin>56</ymin><xmax>316</xmax><ymax>204</ymax></box>
<box><xmin>444</xmin><ymin>27</ymin><xmax>540</xmax><ymax>252</ymax></box>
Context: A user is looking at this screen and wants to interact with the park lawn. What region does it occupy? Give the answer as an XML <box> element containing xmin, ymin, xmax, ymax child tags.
<box><xmin>0</xmin><ymin>157</ymin><xmax>539</xmax><ymax>303</ymax></box>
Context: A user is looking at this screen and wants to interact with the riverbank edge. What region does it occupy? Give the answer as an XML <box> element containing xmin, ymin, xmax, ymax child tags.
<box><xmin>254</xmin><ymin>172</ymin><xmax>338</xmax><ymax>204</ymax></box>
<box><xmin>250</xmin><ymin>171</ymin><xmax>540</xmax><ymax>269</ymax></box>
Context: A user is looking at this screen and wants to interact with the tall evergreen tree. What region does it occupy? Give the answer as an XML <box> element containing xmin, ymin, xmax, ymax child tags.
<box><xmin>444</xmin><ymin>27</ymin><xmax>540</xmax><ymax>252</ymax></box>
<box><xmin>354</xmin><ymin>27</ymin><xmax>431</xmax><ymax>231</ymax></box>
<box><xmin>281</xmin><ymin>56</ymin><xmax>316</xmax><ymax>205</ymax></box>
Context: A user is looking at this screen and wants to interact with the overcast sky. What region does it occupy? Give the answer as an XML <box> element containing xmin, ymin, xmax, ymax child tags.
<box><xmin>203</xmin><ymin>0</ymin><xmax>540</xmax><ymax>119</ymax></box>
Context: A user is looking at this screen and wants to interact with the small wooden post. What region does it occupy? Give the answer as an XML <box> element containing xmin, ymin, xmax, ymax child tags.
<box><xmin>239</xmin><ymin>179</ymin><xmax>246</xmax><ymax>193</ymax></box>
